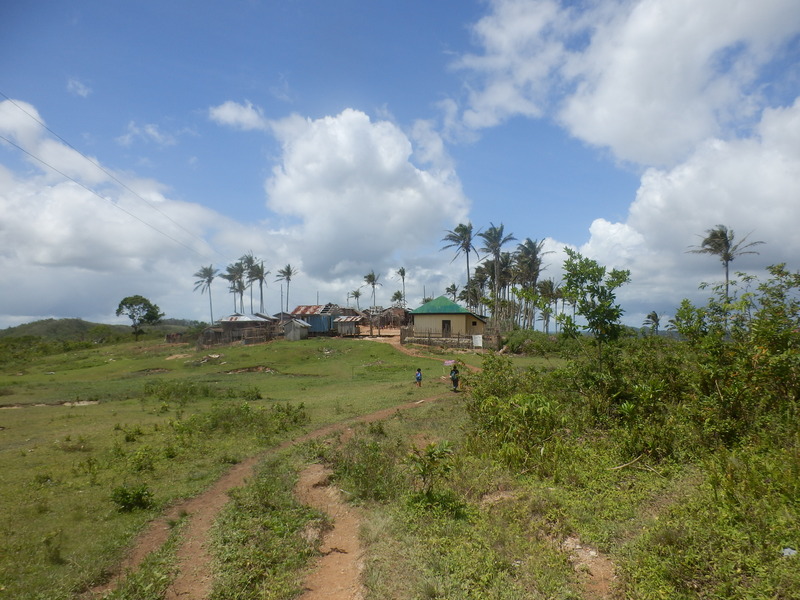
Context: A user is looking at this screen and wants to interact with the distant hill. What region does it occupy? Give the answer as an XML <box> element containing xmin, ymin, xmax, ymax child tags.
<box><xmin>0</xmin><ymin>318</ymin><xmax>203</xmax><ymax>341</ymax></box>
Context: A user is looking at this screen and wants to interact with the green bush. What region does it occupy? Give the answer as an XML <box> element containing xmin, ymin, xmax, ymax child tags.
<box><xmin>111</xmin><ymin>483</ymin><xmax>154</xmax><ymax>511</ymax></box>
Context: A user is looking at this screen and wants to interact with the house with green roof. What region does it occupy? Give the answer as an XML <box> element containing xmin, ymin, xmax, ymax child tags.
<box><xmin>410</xmin><ymin>296</ymin><xmax>486</xmax><ymax>337</ymax></box>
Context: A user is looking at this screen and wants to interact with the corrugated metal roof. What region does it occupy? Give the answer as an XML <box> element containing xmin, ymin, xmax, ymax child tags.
<box><xmin>292</xmin><ymin>303</ymin><xmax>341</xmax><ymax>315</ymax></box>
<box><xmin>218</xmin><ymin>313</ymin><xmax>272</xmax><ymax>323</ymax></box>
<box><xmin>410</xmin><ymin>296</ymin><xmax>487</xmax><ymax>321</ymax></box>
<box><xmin>334</xmin><ymin>316</ymin><xmax>363</xmax><ymax>323</ymax></box>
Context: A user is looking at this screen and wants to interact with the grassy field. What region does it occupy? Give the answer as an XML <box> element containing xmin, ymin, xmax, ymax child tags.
<box><xmin>0</xmin><ymin>337</ymin><xmax>455</xmax><ymax>599</ymax></box>
<box><xmin>3</xmin><ymin>332</ymin><xmax>796</xmax><ymax>599</ymax></box>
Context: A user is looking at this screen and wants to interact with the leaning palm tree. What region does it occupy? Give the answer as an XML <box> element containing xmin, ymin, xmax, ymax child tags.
<box><xmin>478</xmin><ymin>222</ymin><xmax>516</xmax><ymax>320</ymax></box>
<box><xmin>193</xmin><ymin>265</ymin><xmax>219</xmax><ymax>324</ymax></box>
<box><xmin>687</xmin><ymin>224</ymin><xmax>764</xmax><ymax>301</ymax></box>
<box><xmin>441</xmin><ymin>223</ymin><xmax>480</xmax><ymax>309</ymax></box>
<box><xmin>275</xmin><ymin>264</ymin><xmax>298</xmax><ymax>313</ymax></box>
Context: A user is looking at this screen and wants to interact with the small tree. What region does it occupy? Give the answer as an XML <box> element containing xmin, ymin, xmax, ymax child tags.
<box><xmin>116</xmin><ymin>295</ymin><xmax>164</xmax><ymax>341</ymax></box>
<box><xmin>557</xmin><ymin>248</ymin><xmax>630</xmax><ymax>360</ymax></box>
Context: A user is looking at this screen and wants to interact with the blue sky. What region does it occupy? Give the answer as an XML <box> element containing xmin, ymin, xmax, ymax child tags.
<box><xmin>1</xmin><ymin>0</ymin><xmax>799</xmax><ymax>330</ymax></box>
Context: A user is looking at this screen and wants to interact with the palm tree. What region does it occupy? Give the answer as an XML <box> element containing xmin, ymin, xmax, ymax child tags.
<box><xmin>441</xmin><ymin>223</ymin><xmax>480</xmax><ymax>309</ymax></box>
<box><xmin>643</xmin><ymin>310</ymin><xmax>660</xmax><ymax>334</ymax></box>
<box><xmin>688</xmin><ymin>224</ymin><xmax>764</xmax><ymax>301</ymax></box>
<box><xmin>445</xmin><ymin>283</ymin><xmax>459</xmax><ymax>302</ymax></box>
<box><xmin>351</xmin><ymin>289</ymin><xmax>362</xmax><ymax>310</ymax></box>
<box><xmin>248</xmin><ymin>261</ymin><xmax>270</xmax><ymax>314</ymax></box>
<box><xmin>396</xmin><ymin>267</ymin><xmax>407</xmax><ymax>307</ymax></box>
<box><xmin>240</xmin><ymin>252</ymin><xmax>257</xmax><ymax>313</ymax></box>
<box><xmin>478</xmin><ymin>222</ymin><xmax>516</xmax><ymax>319</ymax></box>
<box><xmin>275</xmin><ymin>264</ymin><xmax>298</xmax><ymax>313</ymax></box>
<box><xmin>514</xmin><ymin>238</ymin><xmax>551</xmax><ymax>328</ymax></box>
<box><xmin>193</xmin><ymin>265</ymin><xmax>219</xmax><ymax>324</ymax></box>
<box><xmin>221</xmin><ymin>261</ymin><xmax>246</xmax><ymax>313</ymax></box>
<box><xmin>363</xmin><ymin>270</ymin><xmax>382</xmax><ymax>308</ymax></box>
<box><xmin>391</xmin><ymin>290</ymin><xmax>404</xmax><ymax>306</ymax></box>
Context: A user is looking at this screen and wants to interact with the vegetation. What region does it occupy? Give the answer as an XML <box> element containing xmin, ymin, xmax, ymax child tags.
<box><xmin>116</xmin><ymin>296</ymin><xmax>164</xmax><ymax>341</ymax></box>
<box><xmin>2</xmin><ymin>224</ymin><xmax>796</xmax><ymax>599</ymax></box>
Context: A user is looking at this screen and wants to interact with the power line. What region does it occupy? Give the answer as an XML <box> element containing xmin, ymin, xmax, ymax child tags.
<box><xmin>0</xmin><ymin>131</ymin><xmax>210</xmax><ymax>258</ymax></box>
<box><xmin>0</xmin><ymin>91</ymin><xmax>226</xmax><ymax>263</ymax></box>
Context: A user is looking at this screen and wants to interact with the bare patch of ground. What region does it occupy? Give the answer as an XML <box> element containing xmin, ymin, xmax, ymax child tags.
<box><xmin>562</xmin><ymin>536</ymin><xmax>617</xmax><ymax>600</ymax></box>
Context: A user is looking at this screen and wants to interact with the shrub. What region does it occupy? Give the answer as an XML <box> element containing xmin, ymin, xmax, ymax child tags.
<box><xmin>111</xmin><ymin>483</ymin><xmax>154</xmax><ymax>511</ymax></box>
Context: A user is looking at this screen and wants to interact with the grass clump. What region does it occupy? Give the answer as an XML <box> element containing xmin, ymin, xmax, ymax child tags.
<box><xmin>210</xmin><ymin>456</ymin><xmax>322</xmax><ymax>600</ymax></box>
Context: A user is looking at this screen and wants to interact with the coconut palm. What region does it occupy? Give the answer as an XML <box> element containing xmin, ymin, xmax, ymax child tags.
<box><xmin>441</xmin><ymin>223</ymin><xmax>480</xmax><ymax>309</ymax></box>
<box><xmin>643</xmin><ymin>310</ymin><xmax>661</xmax><ymax>334</ymax></box>
<box><xmin>391</xmin><ymin>290</ymin><xmax>404</xmax><ymax>306</ymax></box>
<box><xmin>478</xmin><ymin>222</ymin><xmax>516</xmax><ymax>319</ymax></box>
<box><xmin>396</xmin><ymin>267</ymin><xmax>407</xmax><ymax>307</ymax></box>
<box><xmin>363</xmin><ymin>270</ymin><xmax>382</xmax><ymax>308</ymax></box>
<box><xmin>193</xmin><ymin>264</ymin><xmax>219</xmax><ymax>324</ymax></box>
<box><xmin>351</xmin><ymin>289</ymin><xmax>362</xmax><ymax>310</ymax></box>
<box><xmin>514</xmin><ymin>238</ymin><xmax>551</xmax><ymax>328</ymax></box>
<box><xmin>248</xmin><ymin>261</ymin><xmax>270</xmax><ymax>314</ymax></box>
<box><xmin>687</xmin><ymin>224</ymin><xmax>764</xmax><ymax>301</ymax></box>
<box><xmin>445</xmin><ymin>283</ymin><xmax>459</xmax><ymax>302</ymax></box>
<box><xmin>221</xmin><ymin>261</ymin><xmax>246</xmax><ymax>313</ymax></box>
<box><xmin>240</xmin><ymin>252</ymin><xmax>257</xmax><ymax>313</ymax></box>
<box><xmin>275</xmin><ymin>264</ymin><xmax>298</xmax><ymax>313</ymax></box>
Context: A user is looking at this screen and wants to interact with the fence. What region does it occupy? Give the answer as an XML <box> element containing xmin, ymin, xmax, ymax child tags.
<box><xmin>400</xmin><ymin>326</ymin><xmax>497</xmax><ymax>350</ymax></box>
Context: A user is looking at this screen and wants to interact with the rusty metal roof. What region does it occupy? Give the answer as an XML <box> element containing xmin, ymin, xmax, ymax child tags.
<box><xmin>291</xmin><ymin>303</ymin><xmax>340</xmax><ymax>315</ymax></box>
<box><xmin>334</xmin><ymin>316</ymin><xmax>363</xmax><ymax>323</ymax></box>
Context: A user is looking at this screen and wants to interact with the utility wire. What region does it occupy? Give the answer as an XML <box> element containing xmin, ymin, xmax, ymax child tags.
<box><xmin>0</xmin><ymin>132</ymin><xmax>208</xmax><ymax>258</ymax></box>
<box><xmin>0</xmin><ymin>91</ymin><xmax>226</xmax><ymax>263</ymax></box>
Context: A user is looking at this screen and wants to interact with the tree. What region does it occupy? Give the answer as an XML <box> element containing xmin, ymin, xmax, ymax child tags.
<box><xmin>441</xmin><ymin>223</ymin><xmax>480</xmax><ymax>309</ymax></box>
<box><xmin>193</xmin><ymin>265</ymin><xmax>218</xmax><ymax>324</ymax></box>
<box><xmin>445</xmin><ymin>283</ymin><xmax>459</xmax><ymax>302</ymax></box>
<box><xmin>363</xmin><ymin>270</ymin><xmax>382</xmax><ymax>308</ymax></box>
<box><xmin>248</xmin><ymin>261</ymin><xmax>270</xmax><ymax>314</ymax></box>
<box><xmin>515</xmin><ymin>238</ymin><xmax>552</xmax><ymax>328</ymax></box>
<box><xmin>478</xmin><ymin>222</ymin><xmax>516</xmax><ymax>319</ymax></box>
<box><xmin>396</xmin><ymin>267</ymin><xmax>407</xmax><ymax>307</ymax></box>
<box><xmin>240</xmin><ymin>252</ymin><xmax>257</xmax><ymax>313</ymax></box>
<box><xmin>351</xmin><ymin>289</ymin><xmax>362</xmax><ymax>310</ymax></box>
<box><xmin>643</xmin><ymin>310</ymin><xmax>661</xmax><ymax>334</ymax></box>
<box><xmin>391</xmin><ymin>290</ymin><xmax>404</xmax><ymax>306</ymax></box>
<box><xmin>688</xmin><ymin>224</ymin><xmax>764</xmax><ymax>301</ymax></box>
<box><xmin>276</xmin><ymin>264</ymin><xmax>298</xmax><ymax>313</ymax></box>
<box><xmin>221</xmin><ymin>261</ymin><xmax>246</xmax><ymax>313</ymax></box>
<box><xmin>557</xmin><ymin>248</ymin><xmax>631</xmax><ymax>360</ymax></box>
<box><xmin>116</xmin><ymin>295</ymin><xmax>164</xmax><ymax>341</ymax></box>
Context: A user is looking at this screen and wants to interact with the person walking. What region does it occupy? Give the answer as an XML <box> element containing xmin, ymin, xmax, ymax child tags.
<box><xmin>415</xmin><ymin>368</ymin><xmax>422</xmax><ymax>387</ymax></box>
<box><xmin>450</xmin><ymin>367</ymin><xmax>460</xmax><ymax>392</ymax></box>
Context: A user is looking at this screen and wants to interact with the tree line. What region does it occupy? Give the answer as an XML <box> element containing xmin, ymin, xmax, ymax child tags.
<box><xmin>190</xmin><ymin>223</ymin><xmax>763</xmax><ymax>330</ymax></box>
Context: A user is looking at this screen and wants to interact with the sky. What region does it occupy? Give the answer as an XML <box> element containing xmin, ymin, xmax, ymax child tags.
<box><xmin>1</xmin><ymin>0</ymin><xmax>799</xmax><ymax>331</ymax></box>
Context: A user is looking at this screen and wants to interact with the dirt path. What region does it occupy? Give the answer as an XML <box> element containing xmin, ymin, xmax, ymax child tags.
<box><xmin>87</xmin><ymin>395</ymin><xmax>442</xmax><ymax>599</ymax></box>
<box><xmin>294</xmin><ymin>464</ymin><xmax>364</xmax><ymax>600</ymax></box>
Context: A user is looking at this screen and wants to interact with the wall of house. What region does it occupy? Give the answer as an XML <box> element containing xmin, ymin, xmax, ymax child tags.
<box><xmin>412</xmin><ymin>314</ymin><xmax>484</xmax><ymax>336</ymax></box>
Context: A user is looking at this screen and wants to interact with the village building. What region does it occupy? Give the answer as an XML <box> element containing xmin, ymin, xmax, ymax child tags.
<box><xmin>284</xmin><ymin>318</ymin><xmax>311</xmax><ymax>341</ymax></box>
<box><xmin>334</xmin><ymin>315</ymin><xmax>363</xmax><ymax>336</ymax></box>
<box><xmin>409</xmin><ymin>296</ymin><xmax>486</xmax><ymax>337</ymax></box>
<box><xmin>291</xmin><ymin>303</ymin><xmax>341</xmax><ymax>335</ymax></box>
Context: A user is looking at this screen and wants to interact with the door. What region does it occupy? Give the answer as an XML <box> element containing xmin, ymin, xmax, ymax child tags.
<box><xmin>442</xmin><ymin>319</ymin><xmax>451</xmax><ymax>337</ymax></box>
